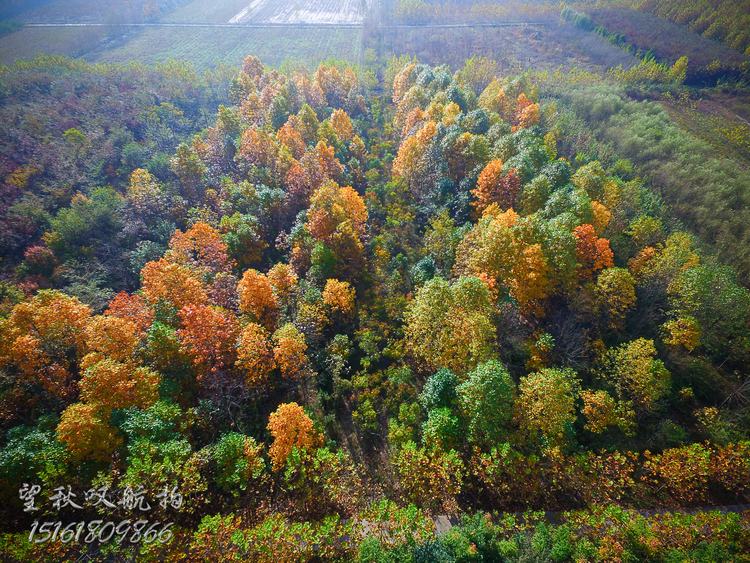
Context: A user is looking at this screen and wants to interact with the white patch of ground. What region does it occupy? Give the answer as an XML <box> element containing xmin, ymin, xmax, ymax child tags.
<box><xmin>268</xmin><ymin>9</ymin><xmax>362</xmax><ymax>24</ymax></box>
<box><xmin>228</xmin><ymin>0</ymin><xmax>367</xmax><ymax>24</ymax></box>
<box><xmin>228</xmin><ymin>0</ymin><xmax>267</xmax><ymax>24</ymax></box>
<box><xmin>228</xmin><ymin>7</ymin><xmax>249</xmax><ymax>23</ymax></box>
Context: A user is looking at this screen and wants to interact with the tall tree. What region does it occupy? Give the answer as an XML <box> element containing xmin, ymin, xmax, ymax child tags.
<box><xmin>404</xmin><ymin>276</ymin><xmax>495</xmax><ymax>375</ymax></box>
<box><xmin>236</xmin><ymin>323</ymin><xmax>275</xmax><ymax>387</ymax></box>
<box><xmin>517</xmin><ymin>368</ymin><xmax>580</xmax><ymax>450</ymax></box>
<box><xmin>267</xmin><ymin>402</ymin><xmax>321</xmax><ymax>470</ymax></box>
<box><xmin>177</xmin><ymin>304</ymin><xmax>240</xmax><ymax>374</ymax></box>
<box><xmin>238</xmin><ymin>269</ymin><xmax>278</xmax><ymax>331</ymax></box>
<box><xmin>598</xmin><ymin>339</ymin><xmax>671</xmax><ymax>416</ymax></box>
<box><xmin>472</xmin><ymin>160</ymin><xmax>521</xmax><ymax>214</ymax></box>
<box><xmin>457</xmin><ymin>360</ymin><xmax>516</xmax><ymax>449</ymax></box>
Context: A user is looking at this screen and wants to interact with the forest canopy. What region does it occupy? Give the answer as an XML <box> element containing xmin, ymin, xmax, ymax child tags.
<box><xmin>0</xmin><ymin>50</ymin><xmax>749</xmax><ymax>562</ymax></box>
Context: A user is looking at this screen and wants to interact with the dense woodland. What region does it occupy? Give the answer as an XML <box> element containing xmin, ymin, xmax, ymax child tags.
<box><xmin>0</xmin><ymin>4</ymin><xmax>750</xmax><ymax>560</ymax></box>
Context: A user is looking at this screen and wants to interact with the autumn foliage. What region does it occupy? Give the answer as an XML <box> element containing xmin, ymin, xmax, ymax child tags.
<box><xmin>322</xmin><ymin>279</ymin><xmax>355</xmax><ymax>315</ymax></box>
<box><xmin>1</xmin><ymin>56</ymin><xmax>749</xmax><ymax>560</ymax></box>
<box><xmin>236</xmin><ymin>322</ymin><xmax>275</xmax><ymax>387</ymax></box>
<box><xmin>574</xmin><ymin>224</ymin><xmax>614</xmax><ymax>279</ymax></box>
<box><xmin>455</xmin><ymin>206</ymin><xmax>550</xmax><ymax>313</ymax></box>
<box><xmin>267</xmin><ymin>402</ymin><xmax>322</xmax><ymax>470</ymax></box>
<box><xmin>307</xmin><ymin>181</ymin><xmax>367</xmax><ymax>244</ymax></box>
<box><xmin>0</xmin><ymin>290</ymin><xmax>91</xmax><ymax>411</ymax></box>
<box><xmin>238</xmin><ymin>268</ymin><xmax>278</xmax><ymax>330</ymax></box>
<box><xmin>272</xmin><ymin>323</ymin><xmax>308</xmax><ymax>380</ymax></box>
<box><xmin>404</xmin><ymin>276</ymin><xmax>495</xmax><ymax>375</ymax></box>
<box><xmin>105</xmin><ymin>292</ymin><xmax>155</xmax><ymax>337</ymax></box>
<box><xmin>472</xmin><ymin>160</ymin><xmax>521</xmax><ymax>213</ymax></box>
<box><xmin>141</xmin><ymin>258</ymin><xmax>207</xmax><ymax>312</ymax></box>
<box><xmin>78</xmin><ymin>359</ymin><xmax>160</xmax><ymax>413</ymax></box>
<box><xmin>57</xmin><ymin>402</ymin><xmax>123</xmax><ymax>462</ymax></box>
<box><xmin>165</xmin><ymin>222</ymin><xmax>235</xmax><ymax>277</ymax></box>
<box><xmin>267</xmin><ymin>263</ymin><xmax>298</xmax><ymax>304</ymax></box>
<box><xmin>177</xmin><ymin>304</ymin><xmax>240</xmax><ymax>373</ymax></box>
<box><xmin>84</xmin><ymin>315</ymin><xmax>140</xmax><ymax>363</ymax></box>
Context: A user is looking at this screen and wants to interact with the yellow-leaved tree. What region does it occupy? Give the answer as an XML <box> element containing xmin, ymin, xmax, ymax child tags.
<box><xmin>404</xmin><ymin>276</ymin><xmax>495</xmax><ymax>376</ymax></box>
<box><xmin>238</xmin><ymin>268</ymin><xmax>278</xmax><ymax>330</ymax></box>
<box><xmin>517</xmin><ymin>367</ymin><xmax>580</xmax><ymax>451</ymax></box>
<box><xmin>267</xmin><ymin>402</ymin><xmax>322</xmax><ymax>470</ymax></box>
<box><xmin>455</xmin><ymin>205</ymin><xmax>550</xmax><ymax>315</ymax></box>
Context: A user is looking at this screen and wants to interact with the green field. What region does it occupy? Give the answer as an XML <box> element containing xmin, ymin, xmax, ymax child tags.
<box><xmin>160</xmin><ymin>0</ymin><xmax>249</xmax><ymax>23</ymax></box>
<box><xmin>0</xmin><ymin>26</ymin><xmax>115</xmax><ymax>66</ymax></box>
<box><xmin>85</xmin><ymin>26</ymin><xmax>362</xmax><ymax>70</ymax></box>
<box><xmin>0</xmin><ymin>0</ymin><xmax>364</xmax><ymax>70</ymax></box>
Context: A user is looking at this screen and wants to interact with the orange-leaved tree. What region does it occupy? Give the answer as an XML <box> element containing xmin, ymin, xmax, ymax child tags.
<box><xmin>304</xmin><ymin>180</ymin><xmax>368</xmax><ymax>279</ymax></box>
<box><xmin>141</xmin><ymin>258</ymin><xmax>207</xmax><ymax>313</ymax></box>
<box><xmin>236</xmin><ymin>322</ymin><xmax>275</xmax><ymax>387</ymax></box>
<box><xmin>455</xmin><ymin>206</ymin><xmax>550</xmax><ymax>314</ymax></box>
<box><xmin>574</xmin><ymin>224</ymin><xmax>614</xmax><ymax>279</ymax></box>
<box><xmin>285</xmin><ymin>149</ymin><xmax>326</xmax><ymax>209</ymax></box>
<box><xmin>83</xmin><ymin>315</ymin><xmax>140</xmax><ymax>366</ymax></box>
<box><xmin>238</xmin><ymin>268</ymin><xmax>278</xmax><ymax>330</ymax></box>
<box><xmin>514</xmin><ymin>93</ymin><xmax>539</xmax><ymax>129</ymax></box>
<box><xmin>392</xmin><ymin>121</ymin><xmax>438</xmax><ymax>189</ymax></box>
<box><xmin>177</xmin><ymin>304</ymin><xmax>240</xmax><ymax>374</ymax></box>
<box><xmin>57</xmin><ymin>402</ymin><xmax>123</xmax><ymax>462</ymax></box>
<box><xmin>238</xmin><ymin>128</ymin><xmax>275</xmax><ymax>169</ymax></box>
<box><xmin>322</xmin><ymin>279</ymin><xmax>356</xmax><ymax>316</ymax></box>
<box><xmin>272</xmin><ymin>323</ymin><xmax>308</xmax><ymax>380</ymax></box>
<box><xmin>471</xmin><ymin>160</ymin><xmax>521</xmax><ymax>214</ymax></box>
<box><xmin>267</xmin><ymin>263</ymin><xmax>298</xmax><ymax>306</ymax></box>
<box><xmin>306</xmin><ymin>180</ymin><xmax>367</xmax><ymax>244</ymax></box>
<box><xmin>0</xmin><ymin>290</ymin><xmax>91</xmax><ymax>414</ymax></box>
<box><xmin>105</xmin><ymin>291</ymin><xmax>154</xmax><ymax>338</ymax></box>
<box><xmin>277</xmin><ymin>120</ymin><xmax>306</xmax><ymax>159</ymax></box>
<box><xmin>165</xmin><ymin>221</ymin><xmax>235</xmax><ymax>278</ymax></box>
<box><xmin>267</xmin><ymin>402</ymin><xmax>322</xmax><ymax>470</ymax></box>
<box><xmin>78</xmin><ymin>358</ymin><xmax>161</xmax><ymax>414</ymax></box>
<box><xmin>315</xmin><ymin>141</ymin><xmax>344</xmax><ymax>181</ymax></box>
<box><xmin>330</xmin><ymin>108</ymin><xmax>354</xmax><ymax>142</ymax></box>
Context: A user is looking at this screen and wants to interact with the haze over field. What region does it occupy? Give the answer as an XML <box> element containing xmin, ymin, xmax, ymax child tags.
<box><xmin>2</xmin><ymin>0</ymin><xmax>375</xmax><ymax>24</ymax></box>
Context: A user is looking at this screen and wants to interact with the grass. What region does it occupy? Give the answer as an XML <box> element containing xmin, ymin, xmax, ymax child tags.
<box><xmin>366</xmin><ymin>22</ymin><xmax>637</xmax><ymax>74</ymax></box>
<box><xmin>587</xmin><ymin>7</ymin><xmax>747</xmax><ymax>80</ymax></box>
<box><xmin>1</xmin><ymin>20</ymin><xmax>635</xmax><ymax>78</ymax></box>
<box><xmin>86</xmin><ymin>26</ymin><xmax>363</xmax><ymax>71</ymax></box>
<box><xmin>555</xmin><ymin>83</ymin><xmax>750</xmax><ymax>282</ymax></box>
<box><xmin>660</xmin><ymin>90</ymin><xmax>750</xmax><ymax>166</ymax></box>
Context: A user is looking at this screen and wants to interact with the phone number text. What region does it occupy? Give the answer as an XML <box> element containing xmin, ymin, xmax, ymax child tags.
<box><xmin>29</xmin><ymin>520</ymin><xmax>174</xmax><ymax>544</ymax></box>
